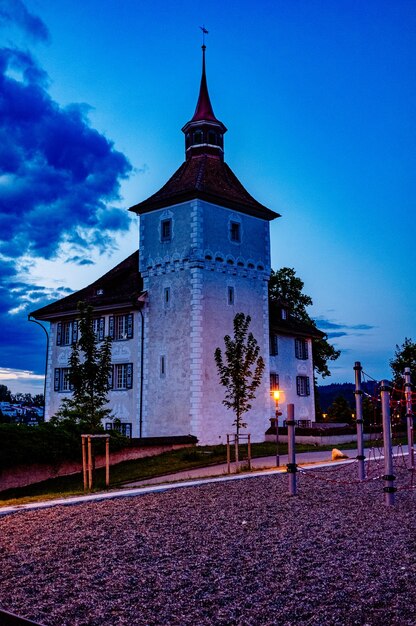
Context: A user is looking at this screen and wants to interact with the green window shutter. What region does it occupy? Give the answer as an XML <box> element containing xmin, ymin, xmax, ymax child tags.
<box><xmin>127</xmin><ymin>314</ymin><xmax>133</xmax><ymax>339</ymax></box>
<box><xmin>99</xmin><ymin>317</ymin><xmax>105</xmax><ymax>341</ymax></box>
<box><xmin>54</xmin><ymin>369</ymin><xmax>60</xmax><ymax>391</ymax></box>
<box><xmin>126</xmin><ymin>363</ymin><xmax>133</xmax><ymax>389</ymax></box>
<box><xmin>109</xmin><ymin>316</ymin><xmax>115</xmax><ymax>339</ymax></box>
<box><xmin>56</xmin><ymin>323</ymin><xmax>62</xmax><ymax>346</ymax></box>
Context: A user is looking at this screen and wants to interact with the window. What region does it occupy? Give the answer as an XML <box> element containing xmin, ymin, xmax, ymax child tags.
<box><xmin>109</xmin><ymin>363</ymin><xmax>133</xmax><ymax>390</ymax></box>
<box><xmin>281</xmin><ymin>308</ymin><xmax>288</xmax><ymax>320</ymax></box>
<box><xmin>230</xmin><ymin>221</ymin><xmax>241</xmax><ymax>243</ymax></box>
<box><xmin>295</xmin><ymin>338</ymin><xmax>308</xmax><ymax>360</ymax></box>
<box><xmin>92</xmin><ymin>317</ymin><xmax>105</xmax><ymax>341</ymax></box>
<box><xmin>270</xmin><ymin>373</ymin><xmax>279</xmax><ymax>391</ymax></box>
<box><xmin>54</xmin><ymin>368</ymin><xmax>73</xmax><ymax>392</ymax></box>
<box><xmin>160</xmin><ymin>355</ymin><xmax>166</xmax><ymax>378</ymax></box>
<box><xmin>56</xmin><ymin>320</ymin><xmax>78</xmax><ymax>346</ymax></box>
<box><xmin>228</xmin><ymin>287</ymin><xmax>235</xmax><ymax>305</ymax></box>
<box><xmin>164</xmin><ymin>287</ymin><xmax>170</xmax><ymax>306</ymax></box>
<box><xmin>109</xmin><ymin>314</ymin><xmax>133</xmax><ymax>341</ymax></box>
<box><xmin>161</xmin><ymin>218</ymin><xmax>172</xmax><ymax>242</ymax></box>
<box><xmin>270</xmin><ymin>334</ymin><xmax>278</xmax><ymax>356</ymax></box>
<box><xmin>105</xmin><ymin>422</ymin><xmax>132</xmax><ymax>438</ymax></box>
<box><xmin>194</xmin><ymin>130</ymin><xmax>203</xmax><ymax>144</ymax></box>
<box><xmin>296</xmin><ymin>376</ymin><xmax>310</xmax><ymax>396</ymax></box>
<box><xmin>208</xmin><ymin>131</ymin><xmax>216</xmax><ymax>145</ymax></box>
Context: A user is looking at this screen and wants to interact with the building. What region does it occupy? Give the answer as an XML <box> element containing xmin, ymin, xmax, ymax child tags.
<box><xmin>32</xmin><ymin>46</ymin><xmax>322</xmax><ymax>443</ymax></box>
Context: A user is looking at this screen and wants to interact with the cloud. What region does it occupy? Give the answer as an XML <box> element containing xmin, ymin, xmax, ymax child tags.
<box><xmin>0</xmin><ymin>367</ymin><xmax>44</xmax><ymax>380</ymax></box>
<box><xmin>0</xmin><ymin>47</ymin><xmax>132</xmax><ymax>261</ymax></box>
<box><xmin>314</xmin><ymin>316</ymin><xmax>376</xmax><ymax>336</ymax></box>
<box><xmin>0</xmin><ymin>0</ymin><xmax>49</xmax><ymax>42</ymax></box>
<box><xmin>65</xmin><ymin>255</ymin><xmax>95</xmax><ymax>266</ymax></box>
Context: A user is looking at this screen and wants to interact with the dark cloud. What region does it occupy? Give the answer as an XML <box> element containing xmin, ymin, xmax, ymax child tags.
<box><xmin>65</xmin><ymin>255</ymin><xmax>95</xmax><ymax>266</ymax></box>
<box><xmin>0</xmin><ymin>0</ymin><xmax>49</xmax><ymax>42</ymax></box>
<box><xmin>314</xmin><ymin>316</ymin><xmax>375</xmax><ymax>336</ymax></box>
<box><xmin>0</xmin><ymin>47</ymin><xmax>132</xmax><ymax>260</ymax></box>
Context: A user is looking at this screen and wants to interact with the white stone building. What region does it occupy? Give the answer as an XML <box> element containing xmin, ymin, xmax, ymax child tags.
<box><xmin>32</xmin><ymin>47</ymin><xmax>323</xmax><ymax>444</ymax></box>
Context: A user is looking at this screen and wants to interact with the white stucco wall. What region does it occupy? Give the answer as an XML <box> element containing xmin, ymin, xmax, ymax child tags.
<box><xmin>269</xmin><ymin>336</ymin><xmax>316</xmax><ymax>425</ymax></box>
<box><xmin>45</xmin><ymin>311</ymin><xmax>142</xmax><ymax>437</ymax></box>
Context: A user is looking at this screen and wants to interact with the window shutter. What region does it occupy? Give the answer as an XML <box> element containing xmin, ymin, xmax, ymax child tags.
<box><xmin>109</xmin><ymin>316</ymin><xmax>114</xmax><ymax>339</ymax></box>
<box><xmin>54</xmin><ymin>368</ymin><xmax>60</xmax><ymax>391</ymax></box>
<box><xmin>306</xmin><ymin>377</ymin><xmax>310</xmax><ymax>396</ymax></box>
<box><xmin>72</xmin><ymin>320</ymin><xmax>78</xmax><ymax>344</ymax></box>
<box><xmin>305</xmin><ymin>341</ymin><xmax>309</xmax><ymax>360</ymax></box>
<box><xmin>127</xmin><ymin>314</ymin><xmax>133</xmax><ymax>339</ymax></box>
<box><xmin>296</xmin><ymin>376</ymin><xmax>301</xmax><ymax>396</ymax></box>
<box><xmin>295</xmin><ymin>339</ymin><xmax>300</xmax><ymax>359</ymax></box>
<box><xmin>108</xmin><ymin>365</ymin><xmax>114</xmax><ymax>390</ymax></box>
<box><xmin>99</xmin><ymin>317</ymin><xmax>105</xmax><ymax>341</ymax></box>
<box><xmin>56</xmin><ymin>323</ymin><xmax>62</xmax><ymax>346</ymax></box>
<box><xmin>126</xmin><ymin>363</ymin><xmax>133</xmax><ymax>389</ymax></box>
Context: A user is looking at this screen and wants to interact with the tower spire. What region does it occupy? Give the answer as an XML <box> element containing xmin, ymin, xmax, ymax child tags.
<box><xmin>182</xmin><ymin>37</ymin><xmax>227</xmax><ymax>161</ymax></box>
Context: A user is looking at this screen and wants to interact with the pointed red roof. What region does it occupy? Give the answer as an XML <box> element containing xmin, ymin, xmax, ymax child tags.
<box><xmin>190</xmin><ymin>45</ymin><xmax>218</xmax><ymax>123</ymax></box>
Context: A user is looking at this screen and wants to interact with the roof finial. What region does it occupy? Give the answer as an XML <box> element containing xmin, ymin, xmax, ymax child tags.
<box><xmin>199</xmin><ymin>25</ymin><xmax>208</xmax><ymax>47</ymax></box>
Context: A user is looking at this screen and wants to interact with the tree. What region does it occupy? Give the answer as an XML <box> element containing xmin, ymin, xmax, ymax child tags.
<box><xmin>326</xmin><ymin>395</ymin><xmax>353</xmax><ymax>424</ymax></box>
<box><xmin>269</xmin><ymin>267</ymin><xmax>340</xmax><ymax>378</ymax></box>
<box><xmin>53</xmin><ymin>302</ymin><xmax>112</xmax><ymax>431</ymax></box>
<box><xmin>215</xmin><ymin>313</ymin><xmax>265</xmax><ymax>436</ymax></box>
<box><xmin>0</xmin><ymin>384</ymin><xmax>11</xmax><ymax>402</ymax></box>
<box><xmin>390</xmin><ymin>338</ymin><xmax>416</xmax><ymax>388</ymax></box>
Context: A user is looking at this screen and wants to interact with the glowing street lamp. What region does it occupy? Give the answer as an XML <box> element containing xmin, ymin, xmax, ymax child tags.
<box><xmin>272</xmin><ymin>389</ymin><xmax>281</xmax><ymax>467</ymax></box>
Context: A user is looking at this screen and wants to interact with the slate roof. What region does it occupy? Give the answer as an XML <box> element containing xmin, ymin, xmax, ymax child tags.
<box><xmin>269</xmin><ymin>303</ymin><xmax>325</xmax><ymax>340</ymax></box>
<box><xmin>31</xmin><ymin>250</ymin><xmax>143</xmax><ymax>320</ymax></box>
<box><xmin>129</xmin><ymin>154</ymin><xmax>280</xmax><ymax>221</ymax></box>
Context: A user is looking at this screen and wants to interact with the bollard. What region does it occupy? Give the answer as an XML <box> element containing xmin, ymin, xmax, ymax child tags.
<box><xmin>286</xmin><ymin>403</ymin><xmax>297</xmax><ymax>496</ymax></box>
<box><xmin>380</xmin><ymin>380</ymin><xmax>396</xmax><ymax>506</ymax></box>
<box><xmin>404</xmin><ymin>367</ymin><xmax>414</xmax><ymax>469</ymax></box>
<box><xmin>354</xmin><ymin>362</ymin><xmax>366</xmax><ymax>480</ymax></box>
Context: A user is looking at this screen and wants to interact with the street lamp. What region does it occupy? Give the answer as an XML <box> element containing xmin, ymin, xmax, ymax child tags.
<box><xmin>273</xmin><ymin>389</ymin><xmax>281</xmax><ymax>467</ymax></box>
<box><xmin>28</xmin><ymin>315</ymin><xmax>49</xmax><ymax>421</ymax></box>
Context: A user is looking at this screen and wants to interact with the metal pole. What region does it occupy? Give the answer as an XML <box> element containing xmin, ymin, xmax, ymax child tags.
<box><xmin>354</xmin><ymin>362</ymin><xmax>366</xmax><ymax>480</ymax></box>
<box><xmin>380</xmin><ymin>380</ymin><xmax>396</xmax><ymax>506</ymax></box>
<box><xmin>81</xmin><ymin>436</ymin><xmax>87</xmax><ymax>492</ymax></box>
<box><xmin>226</xmin><ymin>434</ymin><xmax>231</xmax><ymax>474</ymax></box>
<box><xmin>404</xmin><ymin>367</ymin><xmax>414</xmax><ymax>469</ymax></box>
<box><xmin>286</xmin><ymin>404</ymin><xmax>297</xmax><ymax>496</ymax></box>
<box><xmin>105</xmin><ymin>437</ymin><xmax>110</xmax><ymax>487</ymax></box>
<box><xmin>28</xmin><ymin>316</ymin><xmax>49</xmax><ymax>421</ymax></box>
<box><xmin>247</xmin><ymin>434</ymin><xmax>251</xmax><ymax>470</ymax></box>
<box><xmin>275</xmin><ymin>400</ymin><xmax>280</xmax><ymax>467</ymax></box>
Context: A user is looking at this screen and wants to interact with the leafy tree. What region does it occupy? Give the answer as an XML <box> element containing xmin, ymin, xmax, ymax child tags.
<box><xmin>53</xmin><ymin>302</ymin><xmax>112</xmax><ymax>431</ymax></box>
<box><xmin>0</xmin><ymin>384</ymin><xmax>11</xmax><ymax>402</ymax></box>
<box><xmin>269</xmin><ymin>267</ymin><xmax>340</xmax><ymax>378</ymax></box>
<box><xmin>390</xmin><ymin>338</ymin><xmax>416</xmax><ymax>388</ymax></box>
<box><xmin>33</xmin><ymin>394</ymin><xmax>44</xmax><ymax>407</ymax></box>
<box><xmin>215</xmin><ymin>313</ymin><xmax>265</xmax><ymax>436</ymax></box>
<box><xmin>326</xmin><ymin>395</ymin><xmax>353</xmax><ymax>424</ymax></box>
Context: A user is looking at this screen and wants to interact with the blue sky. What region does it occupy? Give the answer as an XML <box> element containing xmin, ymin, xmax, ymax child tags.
<box><xmin>0</xmin><ymin>0</ymin><xmax>415</xmax><ymax>393</ymax></box>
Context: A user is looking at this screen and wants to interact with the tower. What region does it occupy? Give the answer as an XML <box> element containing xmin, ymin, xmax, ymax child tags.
<box><xmin>130</xmin><ymin>46</ymin><xmax>279</xmax><ymax>444</ymax></box>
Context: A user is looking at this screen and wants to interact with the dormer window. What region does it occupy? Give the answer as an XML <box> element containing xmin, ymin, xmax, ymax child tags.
<box><xmin>281</xmin><ymin>308</ymin><xmax>288</xmax><ymax>320</ymax></box>
<box><xmin>96</xmin><ymin>288</ymin><xmax>104</xmax><ymax>296</ymax></box>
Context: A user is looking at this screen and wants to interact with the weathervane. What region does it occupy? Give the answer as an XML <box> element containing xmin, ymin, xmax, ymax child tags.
<box><xmin>199</xmin><ymin>25</ymin><xmax>208</xmax><ymax>46</ymax></box>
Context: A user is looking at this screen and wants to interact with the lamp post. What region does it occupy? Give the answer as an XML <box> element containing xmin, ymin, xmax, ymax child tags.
<box><xmin>273</xmin><ymin>389</ymin><xmax>280</xmax><ymax>467</ymax></box>
<box><xmin>28</xmin><ymin>315</ymin><xmax>49</xmax><ymax>421</ymax></box>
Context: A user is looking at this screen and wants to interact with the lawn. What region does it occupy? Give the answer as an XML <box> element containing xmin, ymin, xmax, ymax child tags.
<box><xmin>0</xmin><ymin>437</ymin><xmax>391</xmax><ymax>507</ymax></box>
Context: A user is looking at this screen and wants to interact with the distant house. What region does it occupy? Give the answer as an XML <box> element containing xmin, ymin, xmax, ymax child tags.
<box><xmin>32</xmin><ymin>46</ymin><xmax>323</xmax><ymax>443</ymax></box>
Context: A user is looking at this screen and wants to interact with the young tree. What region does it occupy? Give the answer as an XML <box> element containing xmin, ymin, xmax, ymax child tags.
<box><xmin>53</xmin><ymin>302</ymin><xmax>112</xmax><ymax>431</ymax></box>
<box><xmin>269</xmin><ymin>267</ymin><xmax>340</xmax><ymax>378</ymax></box>
<box><xmin>215</xmin><ymin>313</ymin><xmax>265</xmax><ymax>436</ymax></box>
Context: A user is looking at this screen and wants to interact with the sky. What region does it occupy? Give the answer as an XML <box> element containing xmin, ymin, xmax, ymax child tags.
<box><xmin>0</xmin><ymin>0</ymin><xmax>415</xmax><ymax>394</ymax></box>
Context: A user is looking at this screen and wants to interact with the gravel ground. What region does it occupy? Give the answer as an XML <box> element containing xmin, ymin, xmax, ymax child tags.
<box><xmin>0</xmin><ymin>465</ymin><xmax>415</xmax><ymax>626</ymax></box>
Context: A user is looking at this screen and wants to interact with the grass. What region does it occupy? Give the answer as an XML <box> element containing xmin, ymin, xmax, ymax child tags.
<box><xmin>0</xmin><ymin>436</ymin><xmax>393</xmax><ymax>508</ymax></box>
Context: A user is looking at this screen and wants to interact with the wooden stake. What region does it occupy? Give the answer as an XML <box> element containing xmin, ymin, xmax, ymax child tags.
<box><xmin>87</xmin><ymin>436</ymin><xmax>93</xmax><ymax>491</ymax></box>
<box><xmin>226</xmin><ymin>434</ymin><xmax>231</xmax><ymax>474</ymax></box>
<box><xmin>81</xmin><ymin>436</ymin><xmax>87</xmax><ymax>492</ymax></box>
<box><xmin>105</xmin><ymin>437</ymin><xmax>110</xmax><ymax>487</ymax></box>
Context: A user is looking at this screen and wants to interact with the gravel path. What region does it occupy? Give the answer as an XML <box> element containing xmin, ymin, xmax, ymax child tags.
<box><xmin>0</xmin><ymin>465</ymin><xmax>415</xmax><ymax>626</ymax></box>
